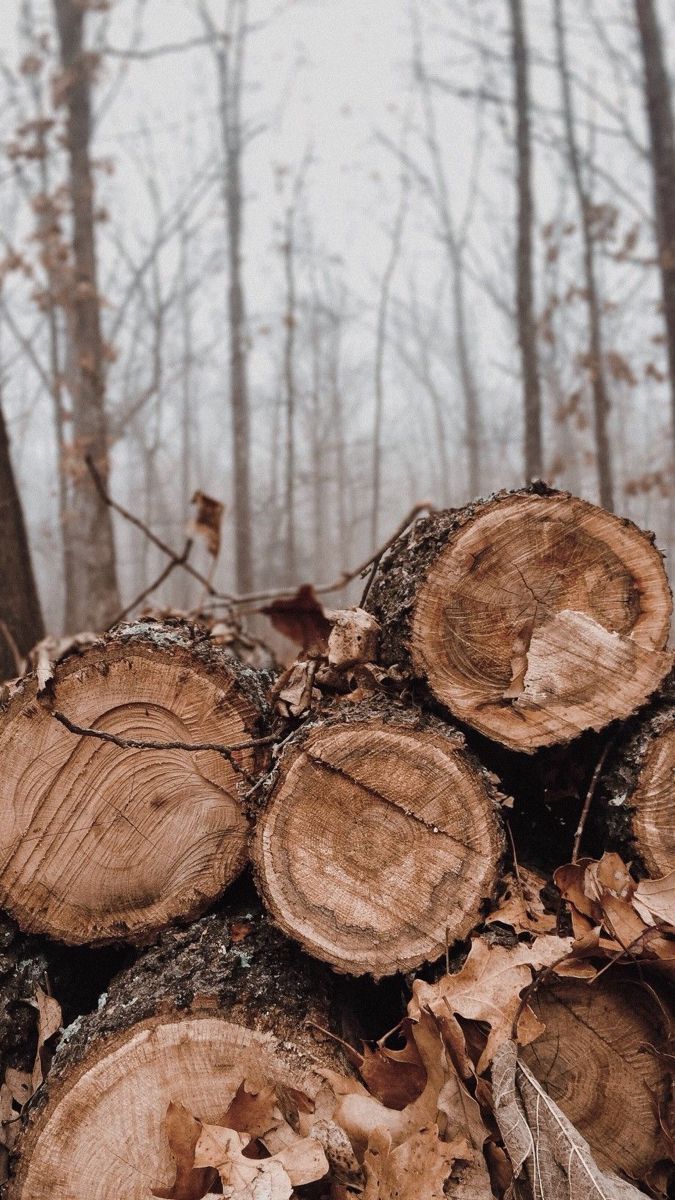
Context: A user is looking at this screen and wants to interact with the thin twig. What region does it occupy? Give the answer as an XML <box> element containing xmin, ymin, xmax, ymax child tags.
<box><xmin>590</xmin><ymin>922</ymin><xmax>670</xmax><ymax>983</ymax></box>
<box><xmin>511</xmin><ymin>949</ymin><xmax>575</xmax><ymax>1039</ymax></box>
<box><xmin>107</xmin><ymin>538</ymin><xmax>194</xmax><ymax>629</ymax></box>
<box><xmin>0</xmin><ymin>621</ymin><xmax>24</xmax><ymax>676</ymax></box>
<box><xmin>359</xmin><ymin>501</ymin><xmax>433</xmax><ymax>608</ymax></box>
<box><xmin>571</xmin><ymin>736</ymin><xmax>615</xmax><ymax>863</ymax></box>
<box><xmin>51</xmin><ymin>709</ymin><xmax>276</xmax><ymax>784</ymax></box>
<box><xmin>85</xmin><ymin>455</ymin><xmax>231</xmax><ymax>603</ymax></box>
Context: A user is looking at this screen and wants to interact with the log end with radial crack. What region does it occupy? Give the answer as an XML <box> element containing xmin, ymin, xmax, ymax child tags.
<box><xmin>0</xmin><ymin>619</ymin><xmax>273</xmax><ymax>947</ymax></box>
<box><xmin>251</xmin><ymin>699</ymin><xmax>506</xmax><ymax>977</ymax></box>
<box><xmin>8</xmin><ymin>908</ymin><xmax>351</xmax><ymax>1200</ymax></box>
<box><xmin>367</xmin><ymin>486</ymin><xmax>672</xmax><ymax>751</ymax></box>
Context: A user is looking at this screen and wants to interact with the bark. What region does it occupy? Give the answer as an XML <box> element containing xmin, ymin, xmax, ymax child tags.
<box><xmin>509</xmin><ymin>0</ymin><xmax>543</xmax><ymax>481</ymax></box>
<box><xmin>522</xmin><ymin>975</ymin><xmax>671</xmax><ymax>1180</ymax></box>
<box><xmin>9</xmin><ymin>908</ymin><xmax>351</xmax><ymax>1200</ymax></box>
<box><xmin>0</xmin><ymin>619</ymin><xmax>272</xmax><ymax>945</ymax></box>
<box><xmin>0</xmin><ymin>404</ymin><xmax>44</xmax><ymax>680</ymax></box>
<box><xmin>52</xmin><ymin>0</ymin><xmax>120</xmax><ymax>630</ymax></box>
<box><xmin>634</xmin><ymin>0</ymin><xmax>675</xmax><ymax>459</ymax></box>
<box><xmin>251</xmin><ymin>699</ymin><xmax>505</xmax><ymax>978</ymax></box>
<box><xmin>553</xmin><ymin>0</ymin><xmax>614</xmax><ymax>511</ymax></box>
<box><xmin>366</xmin><ymin>485</ymin><xmax>672</xmax><ymax>751</ymax></box>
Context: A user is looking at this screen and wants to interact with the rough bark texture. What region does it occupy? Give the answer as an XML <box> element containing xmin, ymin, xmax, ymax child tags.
<box><xmin>0</xmin><ymin>917</ymin><xmax>46</xmax><ymax>1078</ymax></box>
<box><xmin>0</xmin><ymin>619</ymin><xmax>273</xmax><ymax>946</ymax></box>
<box><xmin>9</xmin><ymin>908</ymin><xmax>348</xmax><ymax>1200</ymax></box>
<box><xmin>251</xmin><ymin>699</ymin><xmax>506</xmax><ymax>978</ymax></box>
<box><xmin>366</xmin><ymin>485</ymin><xmax>672</xmax><ymax>751</ymax></box>
<box><xmin>53</xmin><ymin>0</ymin><xmax>120</xmax><ymax>630</ymax></box>
<box><xmin>635</xmin><ymin>0</ymin><xmax>675</xmax><ymax>456</ymax></box>
<box><xmin>522</xmin><ymin>975</ymin><xmax>671</xmax><ymax>1180</ymax></box>
<box><xmin>0</xmin><ymin>407</ymin><xmax>44</xmax><ymax>681</ymax></box>
<box><xmin>510</xmin><ymin>0</ymin><xmax>543</xmax><ymax>481</ymax></box>
<box><xmin>600</xmin><ymin>686</ymin><xmax>675</xmax><ymax>877</ymax></box>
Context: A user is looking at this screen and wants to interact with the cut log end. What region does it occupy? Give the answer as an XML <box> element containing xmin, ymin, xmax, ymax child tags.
<box><xmin>0</xmin><ymin>624</ymin><xmax>269</xmax><ymax>945</ymax></box>
<box><xmin>373</xmin><ymin>489</ymin><xmax>672</xmax><ymax>751</ymax></box>
<box><xmin>10</xmin><ymin>912</ymin><xmax>343</xmax><ymax>1200</ymax></box>
<box><xmin>604</xmin><ymin>703</ymin><xmax>675</xmax><ymax>877</ymax></box>
<box><xmin>252</xmin><ymin>711</ymin><xmax>505</xmax><ymax>977</ymax></box>
<box><xmin>522</xmin><ymin>976</ymin><xmax>670</xmax><ymax>1181</ymax></box>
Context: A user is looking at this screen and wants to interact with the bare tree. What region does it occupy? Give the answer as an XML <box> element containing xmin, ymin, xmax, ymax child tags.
<box><xmin>371</xmin><ymin>169</ymin><xmax>409</xmax><ymax>545</ymax></box>
<box><xmin>200</xmin><ymin>0</ymin><xmax>254</xmax><ymax>593</ymax></box>
<box><xmin>553</xmin><ymin>0</ymin><xmax>614</xmax><ymax>511</ymax></box>
<box><xmin>634</xmin><ymin>0</ymin><xmax>675</xmax><ymax>458</ymax></box>
<box><xmin>509</xmin><ymin>0</ymin><xmax>543</xmax><ymax>481</ymax></box>
<box><xmin>0</xmin><ymin>333</ymin><xmax>43</xmax><ymax>674</ymax></box>
<box><xmin>53</xmin><ymin>0</ymin><xmax>120</xmax><ymax>627</ymax></box>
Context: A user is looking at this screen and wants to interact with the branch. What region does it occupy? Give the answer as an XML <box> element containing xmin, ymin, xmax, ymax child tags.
<box><xmin>107</xmin><ymin>538</ymin><xmax>194</xmax><ymax>629</ymax></box>
<box><xmin>51</xmin><ymin>709</ymin><xmax>276</xmax><ymax>784</ymax></box>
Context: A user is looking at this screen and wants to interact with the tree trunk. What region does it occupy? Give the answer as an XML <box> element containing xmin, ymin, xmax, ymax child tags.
<box><xmin>366</xmin><ymin>485</ymin><xmax>672</xmax><ymax>751</ymax></box>
<box><xmin>521</xmin><ymin>975</ymin><xmax>671</xmax><ymax>1180</ymax></box>
<box><xmin>0</xmin><ymin>620</ymin><xmax>271</xmax><ymax>945</ymax></box>
<box><xmin>52</xmin><ymin>0</ymin><xmax>120</xmax><ymax>630</ymax></box>
<box><xmin>601</xmin><ymin>694</ymin><xmax>675</xmax><ymax>877</ymax></box>
<box><xmin>634</xmin><ymin>0</ymin><xmax>675</xmax><ymax>460</ymax></box>
<box><xmin>553</xmin><ymin>0</ymin><xmax>614</xmax><ymax>512</ymax></box>
<box><xmin>212</xmin><ymin>1</ymin><xmax>254</xmax><ymax>595</ymax></box>
<box><xmin>251</xmin><ymin>701</ymin><xmax>505</xmax><ymax>978</ymax></box>
<box><xmin>509</xmin><ymin>0</ymin><xmax>543</xmax><ymax>482</ymax></box>
<box><xmin>282</xmin><ymin>204</ymin><xmax>298</xmax><ymax>582</ymax></box>
<box><xmin>0</xmin><ymin>404</ymin><xmax>44</xmax><ymax>680</ymax></box>
<box><xmin>8</xmin><ymin>908</ymin><xmax>351</xmax><ymax>1200</ymax></box>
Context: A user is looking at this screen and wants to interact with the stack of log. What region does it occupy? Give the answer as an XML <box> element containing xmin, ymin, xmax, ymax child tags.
<box><xmin>0</xmin><ymin>484</ymin><xmax>673</xmax><ymax>1199</ymax></box>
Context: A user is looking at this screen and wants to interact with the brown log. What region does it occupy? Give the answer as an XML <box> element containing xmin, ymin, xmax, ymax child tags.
<box><xmin>521</xmin><ymin>975</ymin><xmax>671</xmax><ymax>1181</ymax></box>
<box><xmin>602</xmin><ymin>696</ymin><xmax>675</xmax><ymax>877</ymax></box>
<box><xmin>251</xmin><ymin>702</ymin><xmax>506</xmax><ymax>977</ymax></box>
<box><xmin>0</xmin><ymin>620</ymin><xmax>271</xmax><ymax>946</ymax></box>
<box><xmin>8</xmin><ymin>909</ymin><xmax>349</xmax><ymax>1200</ymax></box>
<box><xmin>367</xmin><ymin>485</ymin><xmax>672</xmax><ymax>752</ymax></box>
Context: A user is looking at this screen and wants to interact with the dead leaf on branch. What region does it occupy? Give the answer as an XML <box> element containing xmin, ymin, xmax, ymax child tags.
<box><xmin>190</xmin><ymin>491</ymin><xmax>224</xmax><ymax>558</ymax></box>
<box><xmin>262</xmin><ymin>585</ymin><xmax>331</xmax><ymax>654</ymax></box>
<box><xmin>493</xmin><ymin>1040</ymin><xmax>647</xmax><ymax>1199</ymax></box>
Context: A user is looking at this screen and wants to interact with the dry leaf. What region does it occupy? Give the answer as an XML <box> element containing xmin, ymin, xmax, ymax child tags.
<box><xmin>30</xmin><ymin>986</ymin><xmax>62</xmax><ymax>1091</ymax></box>
<box><xmin>362</xmin><ymin>1125</ymin><xmax>463</xmax><ymax>1200</ymax></box>
<box><xmin>486</xmin><ymin>868</ymin><xmax>557</xmax><ymax>936</ymax></box>
<box><xmin>152</xmin><ymin>1102</ymin><xmax>217</xmax><ymax>1200</ymax></box>
<box><xmin>194</xmin><ymin>1122</ymin><xmax>327</xmax><ymax>1197</ymax></box>
<box><xmin>30</xmin><ymin>631</ymin><xmax>100</xmax><ymax>692</ymax></box>
<box><xmin>190</xmin><ymin>491</ymin><xmax>224</xmax><ymax>558</ymax></box>
<box><xmin>350</xmin><ymin>1018</ymin><xmax>427</xmax><ymax>1110</ymax></box>
<box><xmin>410</xmin><ymin>935</ymin><xmax>589</xmax><ymax>1072</ymax></box>
<box><xmin>633</xmin><ymin>871</ymin><xmax>675</xmax><ymax>927</ymax></box>
<box><xmin>493</xmin><ymin>1040</ymin><xmax>646</xmax><ymax>1199</ymax></box>
<box><xmin>262</xmin><ymin>585</ymin><xmax>331</xmax><ymax>653</ymax></box>
<box><xmin>272</xmin><ymin>659</ymin><xmax>318</xmax><ymax>717</ymax></box>
<box><xmin>221</xmin><ymin>1080</ymin><xmax>278</xmax><ymax>1139</ymax></box>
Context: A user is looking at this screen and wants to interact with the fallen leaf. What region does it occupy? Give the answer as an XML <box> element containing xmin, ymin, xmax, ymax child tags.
<box><xmin>410</xmin><ymin>935</ymin><xmax>587</xmax><ymax>1072</ymax></box>
<box><xmin>633</xmin><ymin>871</ymin><xmax>675</xmax><ymax>927</ymax></box>
<box><xmin>262</xmin><ymin>585</ymin><xmax>331</xmax><ymax>653</ymax></box>
<box><xmin>194</xmin><ymin>1121</ymin><xmax>327</xmax><ymax>1197</ymax></box>
<box><xmin>152</xmin><ymin>1102</ymin><xmax>217</xmax><ymax>1200</ymax></box>
<box><xmin>486</xmin><ymin>867</ymin><xmax>557</xmax><ymax>936</ymax></box>
<box><xmin>272</xmin><ymin>659</ymin><xmax>318</xmax><ymax>717</ymax></box>
<box><xmin>493</xmin><ymin>1040</ymin><xmax>647</xmax><ymax>1199</ymax></box>
<box><xmin>362</xmin><ymin>1125</ymin><xmax>462</xmax><ymax>1199</ymax></box>
<box><xmin>352</xmin><ymin>1018</ymin><xmax>427</xmax><ymax>1110</ymax></box>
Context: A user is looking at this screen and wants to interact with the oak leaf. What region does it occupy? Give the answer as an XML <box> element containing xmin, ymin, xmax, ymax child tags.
<box><xmin>362</xmin><ymin>1126</ymin><xmax>464</xmax><ymax>1200</ymax></box>
<box><xmin>152</xmin><ymin>1102</ymin><xmax>217</xmax><ymax>1200</ymax></box>
<box><xmin>493</xmin><ymin>1041</ymin><xmax>646</xmax><ymax>1199</ymax></box>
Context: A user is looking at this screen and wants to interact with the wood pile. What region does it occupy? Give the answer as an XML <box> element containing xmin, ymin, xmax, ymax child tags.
<box><xmin>0</xmin><ymin>484</ymin><xmax>673</xmax><ymax>1199</ymax></box>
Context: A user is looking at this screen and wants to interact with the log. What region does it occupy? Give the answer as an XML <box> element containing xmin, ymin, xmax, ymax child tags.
<box><xmin>602</xmin><ymin>697</ymin><xmax>675</xmax><ymax>877</ymax></box>
<box><xmin>9</xmin><ymin>909</ymin><xmax>349</xmax><ymax>1200</ymax></box>
<box><xmin>251</xmin><ymin>702</ymin><xmax>506</xmax><ymax>977</ymax></box>
<box><xmin>0</xmin><ymin>620</ymin><xmax>271</xmax><ymax>946</ymax></box>
<box><xmin>367</xmin><ymin>485</ymin><xmax>672</xmax><ymax>751</ymax></box>
<box><xmin>521</xmin><ymin>975</ymin><xmax>671</xmax><ymax>1181</ymax></box>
